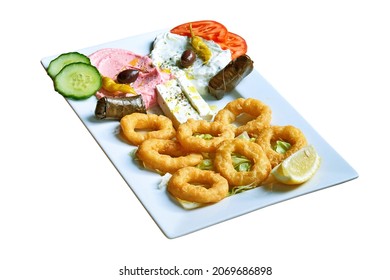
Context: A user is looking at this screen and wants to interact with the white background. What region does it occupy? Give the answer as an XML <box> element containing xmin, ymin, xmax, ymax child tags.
<box><xmin>1</xmin><ymin>0</ymin><xmax>389</xmax><ymax>279</ymax></box>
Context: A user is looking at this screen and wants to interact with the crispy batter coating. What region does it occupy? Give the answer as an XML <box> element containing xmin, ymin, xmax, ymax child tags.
<box><xmin>214</xmin><ymin>139</ymin><xmax>271</xmax><ymax>186</ymax></box>
<box><xmin>120</xmin><ymin>113</ymin><xmax>176</xmax><ymax>146</ymax></box>
<box><xmin>136</xmin><ymin>139</ymin><xmax>204</xmax><ymax>174</ymax></box>
<box><xmin>167</xmin><ymin>167</ymin><xmax>229</xmax><ymax>204</ymax></box>
<box><xmin>120</xmin><ymin>98</ymin><xmax>310</xmax><ymax>206</ymax></box>
<box><xmin>214</xmin><ymin>98</ymin><xmax>272</xmax><ymax>136</ymax></box>
<box><xmin>176</xmin><ymin>119</ymin><xmax>235</xmax><ymax>153</ymax></box>
<box><xmin>255</xmin><ymin>125</ymin><xmax>308</xmax><ymax>168</ymax></box>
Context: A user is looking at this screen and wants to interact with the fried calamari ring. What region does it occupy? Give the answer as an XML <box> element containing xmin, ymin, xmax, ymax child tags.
<box><xmin>120</xmin><ymin>113</ymin><xmax>176</xmax><ymax>146</ymax></box>
<box><xmin>136</xmin><ymin>139</ymin><xmax>204</xmax><ymax>174</ymax></box>
<box><xmin>255</xmin><ymin>125</ymin><xmax>308</xmax><ymax>167</ymax></box>
<box><xmin>167</xmin><ymin>167</ymin><xmax>229</xmax><ymax>204</ymax></box>
<box><xmin>176</xmin><ymin>119</ymin><xmax>235</xmax><ymax>153</ymax></box>
<box><xmin>214</xmin><ymin>139</ymin><xmax>271</xmax><ymax>186</ymax></box>
<box><xmin>214</xmin><ymin>98</ymin><xmax>272</xmax><ymax>136</ymax></box>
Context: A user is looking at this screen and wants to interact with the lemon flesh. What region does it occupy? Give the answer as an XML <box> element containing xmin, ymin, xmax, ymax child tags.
<box><xmin>271</xmin><ymin>145</ymin><xmax>320</xmax><ymax>185</ymax></box>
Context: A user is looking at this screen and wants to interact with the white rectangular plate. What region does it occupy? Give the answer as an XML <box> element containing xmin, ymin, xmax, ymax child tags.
<box><xmin>41</xmin><ymin>30</ymin><xmax>358</xmax><ymax>239</ymax></box>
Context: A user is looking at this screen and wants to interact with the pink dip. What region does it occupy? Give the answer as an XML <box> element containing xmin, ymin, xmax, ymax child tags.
<box><xmin>89</xmin><ymin>48</ymin><xmax>171</xmax><ymax>109</ymax></box>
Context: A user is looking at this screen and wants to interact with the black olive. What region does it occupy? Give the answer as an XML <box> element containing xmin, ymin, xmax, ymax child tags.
<box><xmin>180</xmin><ymin>49</ymin><xmax>196</xmax><ymax>68</ymax></box>
<box><xmin>117</xmin><ymin>69</ymin><xmax>139</xmax><ymax>84</ymax></box>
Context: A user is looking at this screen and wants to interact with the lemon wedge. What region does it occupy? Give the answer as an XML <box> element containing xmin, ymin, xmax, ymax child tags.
<box><xmin>271</xmin><ymin>145</ymin><xmax>320</xmax><ymax>185</ymax></box>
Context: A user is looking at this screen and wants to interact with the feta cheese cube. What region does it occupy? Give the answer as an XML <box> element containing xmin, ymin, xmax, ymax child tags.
<box><xmin>156</xmin><ymin>79</ymin><xmax>202</xmax><ymax>128</ymax></box>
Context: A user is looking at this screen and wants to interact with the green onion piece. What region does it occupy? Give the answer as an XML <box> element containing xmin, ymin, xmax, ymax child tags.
<box><xmin>194</xmin><ymin>133</ymin><xmax>213</xmax><ymax>140</ymax></box>
<box><xmin>197</xmin><ymin>158</ymin><xmax>214</xmax><ymax>170</ymax></box>
<box><xmin>274</xmin><ymin>140</ymin><xmax>291</xmax><ymax>154</ymax></box>
<box><xmin>231</xmin><ymin>153</ymin><xmax>252</xmax><ymax>172</ymax></box>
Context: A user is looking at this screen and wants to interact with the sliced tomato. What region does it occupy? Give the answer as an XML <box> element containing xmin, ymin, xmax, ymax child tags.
<box><xmin>170</xmin><ymin>20</ymin><xmax>228</xmax><ymax>42</ymax></box>
<box><xmin>219</xmin><ymin>32</ymin><xmax>248</xmax><ymax>60</ymax></box>
<box><xmin>171</xmin><ymin>21</ymin><xmax>247</xmax><ymax>60</ymax></box>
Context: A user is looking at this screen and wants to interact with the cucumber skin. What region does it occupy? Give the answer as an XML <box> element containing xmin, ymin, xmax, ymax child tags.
<box><xmin>53</xmin><ymin>62</ymin><xmax>102</xmax><ymax>100</ymax></box>
<box><xmin>47</xmin><ymin>52</ymin><xmax>91</xmax><ymax>79</ymax></box>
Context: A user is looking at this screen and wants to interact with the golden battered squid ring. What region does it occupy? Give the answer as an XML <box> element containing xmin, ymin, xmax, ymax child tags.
<box><xmin>255</xmin><ymin>125</ymin><xmax>308</xmax><ymax>168</ymax></box>
<box><xmin>214</xmin><ymin>138</ymin><xmax>271</xmax><ymax>186</ymax></box>
<box><xmin>120</xmin><ymin>113</ymin><xmax>176</xmax><ymax>146</ymax></box>
<box><xmin>167</xmin><ymin>167</ymin><xmax>229</xmax><ymax>204</ymax></box>
<box><xmin>214</xmin><ymin>98</ymin><xmax>272</xmax><ymax>136</ymax></box>
<box><xmin>136</xmin><ymin>139</ymin><xmax>204</xmax><ymax>174</ymax></box>
<box><xmin>176</xmin><ymin>119</ymin><xmax>235</xmax><ymax>153</ymax></box>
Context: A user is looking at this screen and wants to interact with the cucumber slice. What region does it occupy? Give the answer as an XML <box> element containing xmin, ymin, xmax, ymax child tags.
<box><xmin>47</xmin><ymin>52</ymin><xmax>91</xmax><ymax>79</ymax></box>
<box><xmin>53</xmin><ymin>62</ymin><xmax>102</xmax><ymax>100</ymax></box>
